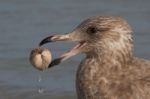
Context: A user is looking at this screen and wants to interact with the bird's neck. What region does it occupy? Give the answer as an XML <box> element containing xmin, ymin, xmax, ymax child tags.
<box><xmin>86</xmin><ymin>47</ymin><xmax>133</xmax><ymax>69</ymax></box>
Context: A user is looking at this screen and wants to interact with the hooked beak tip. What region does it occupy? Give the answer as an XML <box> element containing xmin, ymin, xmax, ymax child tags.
<box><xmin>39</xmin><ymin>40</ymin><xmax>46</xmax><ymax>46</ymax></box>
<box><xmin>39</xmin><ymin>36</ymin><xmax>54</xmax><ymax>46</ymax></box>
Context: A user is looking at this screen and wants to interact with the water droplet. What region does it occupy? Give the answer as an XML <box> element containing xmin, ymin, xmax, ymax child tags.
<box><xmin>38</xmin><ymin>87</ymin><xmax>44</xmax><ymax>93</ymax></box>
<box><xmin>37</xmin><ymin>72</ymin><xmax>45</xmax><ymax>94</ymax></box>
<box><xmin>38</xmin><ymin>75</ymin><xmax>42</xmax><ymax>82</ymax></box>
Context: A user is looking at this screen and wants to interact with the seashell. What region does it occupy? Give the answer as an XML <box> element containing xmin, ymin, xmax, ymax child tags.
<box><xmin>30</xmin><ymin>48</ymin><xmax>52</xmax><ymax>71</ymax></box>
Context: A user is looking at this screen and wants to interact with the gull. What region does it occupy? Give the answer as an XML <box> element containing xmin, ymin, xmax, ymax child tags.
<box><xmin>39</xmin><ymin>16</ymin><xmax>150</xmax><ymax>99</ymax></box>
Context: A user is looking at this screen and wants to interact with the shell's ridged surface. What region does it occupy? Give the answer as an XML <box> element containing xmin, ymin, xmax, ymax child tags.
<box><xmin>30</xmin><ymin>48</ymin><xmax>52</xmax><ymax>71</ymax></box>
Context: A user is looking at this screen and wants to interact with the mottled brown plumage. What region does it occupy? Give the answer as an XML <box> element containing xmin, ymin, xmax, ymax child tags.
<box><xmin>39</xmin><ymin>16</ymin><xmax>150</xmax><ymax>99</ymax></box>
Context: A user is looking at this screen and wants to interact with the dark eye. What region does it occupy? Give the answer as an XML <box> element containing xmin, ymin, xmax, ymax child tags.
<box><xmin>87</xmin><ymin>27</ymin><xmax>98</xmax><ymax>34</ymax></box>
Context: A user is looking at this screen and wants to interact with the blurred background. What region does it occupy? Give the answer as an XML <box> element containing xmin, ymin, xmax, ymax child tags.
<box><xmin>0</xmin><ymin>0</ymin><xmax>150</xmax><ymax>99</ymax></box>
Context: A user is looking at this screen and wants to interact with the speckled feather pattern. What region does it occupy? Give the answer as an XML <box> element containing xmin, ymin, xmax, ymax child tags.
<box><xmin>74</xmin><ymin>16</ymin><xmax>150</xmax><ymax>99</ymax></box>
<box><xmin>39</xmin><ymin>16</ymin><xmax>150</xmax><ymax>99</ymax></box>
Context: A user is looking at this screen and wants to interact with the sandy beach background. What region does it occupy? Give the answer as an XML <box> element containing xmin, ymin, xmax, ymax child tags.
<box><xmin>0</xmin><ymin>0</ymin><xmax>150</xmax><ymax>98</ymax></box>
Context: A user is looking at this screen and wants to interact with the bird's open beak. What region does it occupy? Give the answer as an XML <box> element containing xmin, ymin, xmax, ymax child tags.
<box><xmin>39</xmin><ymin>33</ymin><xmax>86</xmax><ymax>68</ymax></box>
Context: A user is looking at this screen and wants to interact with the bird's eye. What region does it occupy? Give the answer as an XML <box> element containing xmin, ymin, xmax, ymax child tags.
<box><xmin>87</xmin><ymin>27</ymin><xmax>98</xmax><ymax>34</ymax></box>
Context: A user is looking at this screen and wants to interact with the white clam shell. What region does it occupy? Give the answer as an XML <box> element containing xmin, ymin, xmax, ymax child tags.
<box><xmin>30</xmin><ymin>48</ymin><xmax>52</xmax><ymax>71</ymax></box>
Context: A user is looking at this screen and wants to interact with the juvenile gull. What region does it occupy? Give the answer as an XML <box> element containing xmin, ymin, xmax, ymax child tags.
<box><xmin>39</xmin><ymin>16</ymin><xmax>150</xmax><ymax>99</ymax></box>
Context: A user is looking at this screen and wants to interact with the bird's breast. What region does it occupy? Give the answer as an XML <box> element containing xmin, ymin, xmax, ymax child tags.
<box><xmin>76</xmin><ymin>58</ymin><xmax>102</xmax><ymax>98</ymax></box>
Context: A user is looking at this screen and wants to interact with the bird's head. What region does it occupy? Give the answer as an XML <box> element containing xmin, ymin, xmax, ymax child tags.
<box><xmin>39</xmin><ymin>16</ymin><xmax>133</xmax><ymax>67</ymax></box>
